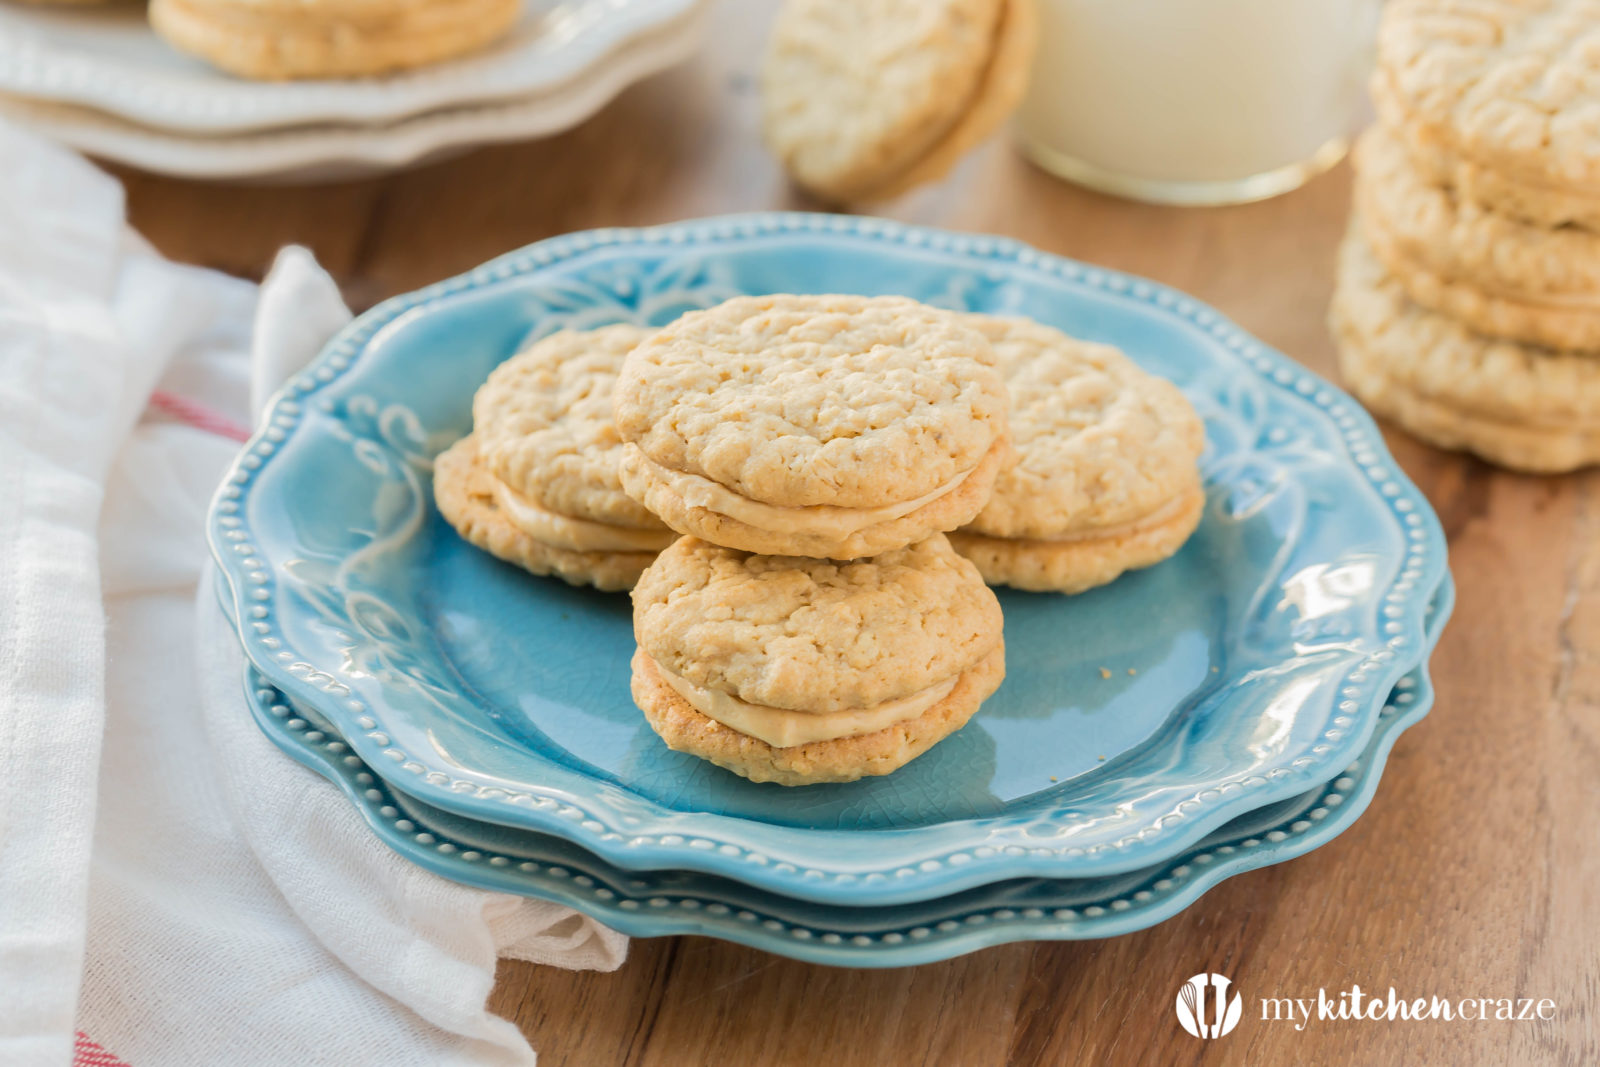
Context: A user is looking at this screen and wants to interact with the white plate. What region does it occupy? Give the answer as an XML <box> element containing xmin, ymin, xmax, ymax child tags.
<box><xmin>0</xmin><ymin>3</ymin><xmax>707</xmax><ymax>182</ymax></box>
<box><xmin>0</xmin><ymin>0</ymin><xmax>697</xmax><ymax>133</ymax></box>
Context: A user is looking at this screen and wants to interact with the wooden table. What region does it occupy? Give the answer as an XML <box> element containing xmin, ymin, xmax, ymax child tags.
<box><xmin>112</xmin><ymin>3</ymin><xmax>1598</xmax><ymax>1062</ymax></box>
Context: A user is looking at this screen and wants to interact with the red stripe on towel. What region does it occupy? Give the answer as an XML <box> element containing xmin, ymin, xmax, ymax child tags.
<box><xmin>73</xmin><ymin>1031</ymin><xmax>133</xmax><ymax>1067</ymax></box>
<box><xmin>147</xmin><ymin>389</ymin><xmax>252</xmax><ymax>443</ymax></box>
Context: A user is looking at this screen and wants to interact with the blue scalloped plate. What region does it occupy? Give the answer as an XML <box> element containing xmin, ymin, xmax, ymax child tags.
<box><xmin>243</xmin><ymin>577</ymin><xmax>1451</xmax><ymax>967</ymax></box>
<box><xmin>209</xmin><ymin>213</ymin><xmax>1448</xmax><ymax>907</ymax></box>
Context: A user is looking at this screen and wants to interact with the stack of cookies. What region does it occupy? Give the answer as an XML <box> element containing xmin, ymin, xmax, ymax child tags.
<box><xmin>438</xmin><ymin>294</ymin><xmax>1206</xmax><ymax>785</ymax></box>
<box><xmin>612</xmin><ymin>295</ymin><xmax>1011</xmax><ymax>785</ymax></box>
<box><xmin>1331</xmin><ymin>0</ymin><xmax>1600</xmax><ymax>473</ymax></box>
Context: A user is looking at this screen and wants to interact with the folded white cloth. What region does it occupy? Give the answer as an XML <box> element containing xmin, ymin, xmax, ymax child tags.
<box><xmin>0</xmin><ymin>122</ymin><xmax>626</xmax><ymax>1067</ymax></box>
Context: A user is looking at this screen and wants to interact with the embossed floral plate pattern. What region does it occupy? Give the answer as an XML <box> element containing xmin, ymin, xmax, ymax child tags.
<box><xmin>240</xmin><ymin>578</ymin><xmax>1451</xmax><ymax>967</ymax></box>
<box><xmin>208</xmin><ymin>213</ymin><xmax>1449</xmax><ymax>906</ymax></box>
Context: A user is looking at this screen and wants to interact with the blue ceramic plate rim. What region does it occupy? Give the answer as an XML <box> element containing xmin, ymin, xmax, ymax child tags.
<box><xmin>244</xmin><ymin>576</ymin><xmax>1452</xmax><ymax>968</ymax></box>
<box><xmin>208</xmin><ymin>212</ymin><xmax>1450</xmax><ymax>903</ymax></box>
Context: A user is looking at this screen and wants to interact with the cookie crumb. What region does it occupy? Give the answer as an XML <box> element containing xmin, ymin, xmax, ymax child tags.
<box><xmin>1127</xmin><ymin>668</ymin><xmax>1137</xmax><ymax>676</ymax></box>
<box><xmin>1097</xmin><ymin>755</ymin><xmax>1106</xmax><ymax>761</ymax></box>
<box><xmin>1099</xmin><ymin>667</ymin><xmax>1111</xmax><ymax>679</ymax></box>
<box><xmin>1049</xmin><ymin>775</ymin><xmax>1058</xmax><ymax>782</ymax></box>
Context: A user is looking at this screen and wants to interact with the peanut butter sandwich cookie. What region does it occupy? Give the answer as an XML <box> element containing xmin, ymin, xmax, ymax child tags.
<box><xmin>761</xmin><ymin>0</ymin><xmax>1037</xmax><ymax>202</ymax></box>
<box><xmin>630</xmin><ymin>535</ymin><xmax>1005</xmax><ymax>786</ymax></box>
<box><xmin>613</xmin><ymin>294</ymin><xmax>1010</xmax><ymax>560</ymax></box>
<box><xmin>1332</xmin><ymin>225</ymin><xmax>1600</xmax><ymax>473</ymax></box>
<box><xmin>1355</xmin><ymin>125</ymin><xmax>1600</xmax><ymax>352</ymax></box>
<box><xmin>1373</xmin><ymin>0</ymin><xmax>1600</xmax><ymax>231</ymax></box>
<box><xmin>150</xmin><ymin>0</ymin><xmax>520</xmax><ymax>80</ymax></box>
<box><xmin>435</xmin><ymin>326</ymin><xmax>676</xmax><ymax>592</ymax></box>
<box><xmin>947</xmin><ymin>316</ymin><xmax>1205</xmax><ymax>594</ymax></box>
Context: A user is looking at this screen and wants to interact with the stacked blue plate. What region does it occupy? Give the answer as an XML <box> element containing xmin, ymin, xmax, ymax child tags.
<box><xmin>210</xmin><ymin>214</ymin><xmax>1452</xmax><ymax>967</ymax></box>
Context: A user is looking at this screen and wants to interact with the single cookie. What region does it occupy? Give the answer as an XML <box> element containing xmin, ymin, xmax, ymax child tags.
<box><xmin>761</xmin><ymin>0</ymin><xmax>1015</xmax><ymax>202</ymax></box>
<box><xmin>613</xmin><ymin>294</ymin><xmax>1010</xmax><ymax>559</ymax></box>
<box><xmin>1331</xmin><ymin>224</ymin><xmax>1600</xmax><ymax>473</ymax></box>
<box><xmin>433</xmin><ymin>436</ymin><xmax>661</xmax><ymax>592</ymax></box>
<box><xmin>150</xmin><ymin>0</ymin><xmax>520</xmax><ymax>80</ymax></box>
<box><xmin>630</xmin><ymin>536</ymin><xmax>1005</xmax><ymax>785</ymax></box>
<box><xmin>435</xmin><ymin>326</ymin><xmax>676</xmax><ymax>590</ymax></box>
<box><xmin>851</xmin><ymin>0</ymin><xmax>1039</xmax><ymax>201</ymax></box>
<box><xmin>1375</xmin><ymin>0</ymin><xmax>1600</xmax><ymax>193</ymax></box>
<box><xmin>1355</xmin><ymin>125</ymin><xmax>1600</xmax><ymax>352</ymax></box>
<box><xmin>474</xmin><ymin>325</ymin><xmax>669</xmax><ymax>533</ymax></box>
<box><xmin>947</xmin><ymin>316</ymin><xmax>1205</xmax><ymax>593</ymax></box>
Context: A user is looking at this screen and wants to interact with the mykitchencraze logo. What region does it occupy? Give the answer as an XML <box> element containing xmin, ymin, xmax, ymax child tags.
<box><xmin>1176</xmin><ymin>975</ymin><xmax>1558</xmax><ymax>1039</ymax></box>
<box><xmin>1261</xmin><ymin>986</ymin><xmax>1558</xmax><ymax>1030</ymax></box>
<box><xmin>1175</xmin><ymin>974</ymin><xmax>1242</xmax><ymax>1039</ymax></box>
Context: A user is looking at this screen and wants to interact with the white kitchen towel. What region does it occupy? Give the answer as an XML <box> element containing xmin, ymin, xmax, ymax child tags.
<box><xmin>0</xmin><ymin>120</ymin><xmax>143</xmax><ymax>1067</ymax></box>
<box><xmin>0</xmin><ymin>122</ymin><xmax>626</xmax><ymax>1067</ymax></box>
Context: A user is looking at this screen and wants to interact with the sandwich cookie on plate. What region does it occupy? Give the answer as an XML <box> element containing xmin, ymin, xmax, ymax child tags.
<box><xmin>435</xmin><ymin>325</ymin><xmax>677</xmax><ymax>592</ymax></box>
<box><xmin>613</xmin><ymin>294</ymin><xmax>1011</xmax><ymax>560</ymax></box>
<box><xmin>630</xmin><ymin>534</ymin><xmax>1005</xmax><ymax>785</ymax></box>
<box><xmin>948</xmin><ymin>315</ymin><xmax>1206</xmax><ymax>593</ymax></box>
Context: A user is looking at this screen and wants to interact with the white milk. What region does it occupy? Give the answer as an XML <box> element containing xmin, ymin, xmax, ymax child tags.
<box><xmin>1015</xmin><ymin>0</ymin><xmax>1379</xmax><ymax>204</ymax></box>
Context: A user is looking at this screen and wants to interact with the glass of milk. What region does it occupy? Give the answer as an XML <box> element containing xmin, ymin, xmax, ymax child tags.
<box><xmin>1015</xmin><ymin>0</ymin><xmax>1379</xmax><ymax>205</ymax></box>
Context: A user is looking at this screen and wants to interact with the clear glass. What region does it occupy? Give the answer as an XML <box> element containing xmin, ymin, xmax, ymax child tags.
<box><xmin>1015</xmin><ymin>0</ymin><xmax>1380</xmax><ymax>206</ymax></box>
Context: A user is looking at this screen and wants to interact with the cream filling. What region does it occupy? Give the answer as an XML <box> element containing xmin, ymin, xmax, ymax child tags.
<box><xmin>631</xmin><ymin>447</ymin><xmax>975</xmax><ymax>538</ymax></box>
<box><xmin>651</xmin><ymin>656</ymin><xmax>958</xmax><ymax>748</ymax></box>
<box><xmin>1035</xmin><ymin>490</ymin><xmax>1197</xmax><ymax>544</ymax></box>
<box><xmin>492</xmin><ymin>480</ymin><xmax>675</xmax><ymax>554</ymax></box>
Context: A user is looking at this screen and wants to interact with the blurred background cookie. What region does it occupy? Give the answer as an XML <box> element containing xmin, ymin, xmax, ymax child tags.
<box><xmin>1355</xmin><ymin>125</ymin><xmax>1600</xmax><ymax>353</ymax></box>
<box><xmin>760</xmin><ymin>0</ymin><xmax>1036</xmax><ymax>202</ymax></box>
<box><xmin>1374</xmin><ymin>0</ymin><xmax>1600</xmax><ymax>225</ymax></box>
<box><xmin>149</xmin><ymin>0</ymin><xmax>522</xmax><ymax>79</ymax></box>
<box><xmin>1332</xmin><ymin>225</ymin><xmax>1600</xmax><ymax>473</ymax></box>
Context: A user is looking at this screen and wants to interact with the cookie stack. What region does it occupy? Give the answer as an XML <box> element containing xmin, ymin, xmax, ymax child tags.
<box><xmin>438</xmin><ymin>294</ymin><xmax>1206</xmax><ymax>785</ymax></box>
<box><xmin>612</xmin><ymin>295</ymin><xmax>1011</xmax><ymax>785</ymax></box>
<box><xmin>1331</xmin><ymin>0</ymin><xmax>1600</xmax><ymax>473</ymax></box>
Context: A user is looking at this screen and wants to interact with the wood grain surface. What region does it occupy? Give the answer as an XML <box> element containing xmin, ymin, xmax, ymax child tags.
<box><xmin>109</xmin><ymin>3</ymin><xmax>1598</xmax><ymax>1063</ymax></box>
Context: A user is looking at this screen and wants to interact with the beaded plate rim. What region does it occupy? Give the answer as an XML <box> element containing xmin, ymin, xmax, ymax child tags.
<box><xmin>241</xmin><ymin>577</ymin><xmax>1452</xmax><ymax>967</ymax></box>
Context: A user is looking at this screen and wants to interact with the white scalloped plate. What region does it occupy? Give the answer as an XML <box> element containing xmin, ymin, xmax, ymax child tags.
<box><xmin>0</xmin><ymin>3</ymin><xmax>707</xmax><ymax>182</ymax></box>
<box><xmin>0</xmin><ymin>0</ymin><xmax>698</xmax><ymax>133</ymax></box>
